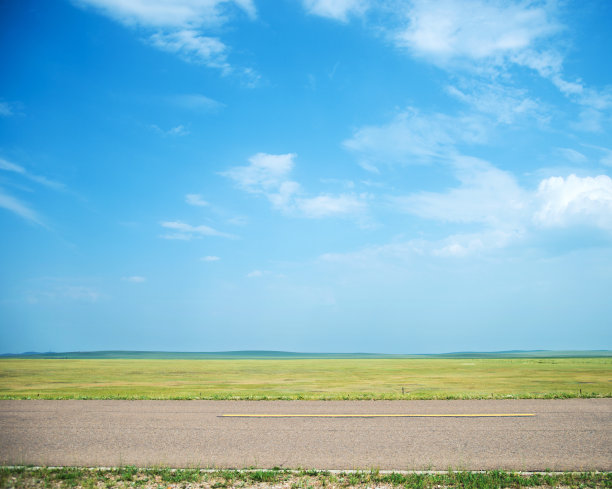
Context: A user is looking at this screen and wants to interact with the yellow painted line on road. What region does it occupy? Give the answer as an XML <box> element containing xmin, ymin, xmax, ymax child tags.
<box><xmin>221</xmin><ymin>413</ymin><xmax>535</xmax><ymax>418</ymax></box>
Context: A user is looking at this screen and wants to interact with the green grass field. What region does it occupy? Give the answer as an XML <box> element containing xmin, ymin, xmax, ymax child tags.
<box><xmin>1</xmin><ymin>467</ymin><xmax>610</xmax><ymax>489</ymax></box>
<box><xmin>0</xmin><ymin>357</ymin><xmax>610</xmax><ymax>399</ymax></box>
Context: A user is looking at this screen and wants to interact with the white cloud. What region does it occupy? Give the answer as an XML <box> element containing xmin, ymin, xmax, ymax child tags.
<box><xmin>343</xmin><ymin>108</ymin><xmax>487</xmax><ymax>166</ymax></box>
<box><xmin>185</xmin><ymin>193</ymin><xmax>209</xmax><ymax>206</ymax></box>
<box><xmin>223</xmin><ymin>152</ymin><xmax>296</xmax><ymax>191</ymax></box>
<box><xmin>387</xmin><ymin>0</ymin><xmax>609</xmax><ymax>113</ymax></box>
<box><xmin>321</xmin><ymin>171</ymin><xmax>612</xmax><ymax>262</ymax></box>
<box><xmin>296</xmin><ymin>194</ymin><xmax>366</xmax><ymax>218</ymax></box>
<box><xmin>534</xmin><ymin>174</ymin><xmax>612</xmax><ymax>230</ymax></box>
<box><xmin>395</xmin><ymin>0</ymin><xmax>559</xmax><ymax>65</ymax></box>
<box><xmin>201</xmin><ymin>255</ymin><xmax>220</xmax><ymax>261</ymax></box>
<box><xmin>122</xmin><ymin>276</ymin><xmax>146</xmax><ymax>283</ymax></box>
<box><xmin>75</xmin><ymin>0</ymin><xmax>255</xmax><ymax>28</ymax></box>
<box><xmin>223</xmin><ymin>153</ymin><xmax>368</xmax><ymax>219</ymax></box>
<box><xmin>393</xmin><ymin>156</ymin><xmax>528</xmax><ymax>227</ymax></box>
<box><xmin>150</xmin><ymin>30</ymin><xmax>230</xmax><ymax>72</ymax></box>
<box><xmin>159</xmin><ymin>220</ymin><xmax>236</xmax><ymax>239</ymax></box>
<box><xmin>0</xmin><ymin>189</ymin><xmax>43</xmax><ymax>225</ymax></box>
<box><xmin>393</xmin><ymin>158</ymin><xmax>612</xmax><ymax>234</ymax></box>
<box><xmin>303</xmin><ymin>0</ymin><xmax>368</xmax><ymax>21</ymax></box>
<box><xmin>75</xmin><ymin>0</ymin><xmax>256</xmax><ymax>75</ymax></box>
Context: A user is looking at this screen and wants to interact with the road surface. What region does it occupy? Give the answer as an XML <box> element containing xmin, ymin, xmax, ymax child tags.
<box><xmin>1</xmin><ymin>399</ymin><xmax>610</xmax><ymax>470</ymax></box>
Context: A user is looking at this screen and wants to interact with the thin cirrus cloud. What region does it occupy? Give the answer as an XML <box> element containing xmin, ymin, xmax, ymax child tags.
<box><xmin>159</xmin><ymin>220</ymin><xmax>236</xmax><ymax>240</ymax></box>
<box><xmin>307</xmin><ymin>0</ymin><xmax>609</xmax><ymax>127</ymax></box>
<box><xmin>185</xmin><ymin>194</ymin><xmax>209</xmax><ymax>207</ymax></box>
<box><xmin>201</xmin><ymin>255</ymin><xmax>220</xmax><ymax>262</ymax></box>
<box><xmin>149</xmin><ymin>30</ymin><xmax>231</xmax><ymax>73</ymax></box>
<box><xmin>397</xmin><ymin>0</ymin><xmax>611</xmax><ymax>121</ymax></box>
<box><xmin>150</xmin><ymin>124</ymin><xmax>189</xmax><ymax>137</ymax></box>
<box><xmin>0</xmin><ymin>157</ymin><xmax>65</xmax><ymax>226</ymax></box>
<box><xmin>74</xmin><ymin>0</ymin><xmax>256</xmax><ymax>75</ymax></box>
<box><xmin>343</xmin><ymin>108</ymin><xmax>487</xmax><ymax>169</ymax></box>
<box><xmin>0</xmin><ymin>157</ymin><xmax>64</xmax><ymax>190</ymax></box>
<box><xmin>392</xmin><ymin>156</ymin><xmax>528</xmax><ymax>228</ymax></box>
<box><xmin>445</xmin><ymin>81</ymin><xmax>544</xmax><ymax>125</ymax></box>
<box><xmin>0</xmin><ymin>101</ymin><xmax>15</xmax><ymax>117</ymax></box>
<box><xmin>0</xmin><ymin>190</ymin><xmax>43</xmax><ymax>226</ymax></box>
<box><xmin>222</xmin><ymin>152</ymin><xmax>368</xmax><ymax>219</ymax></box>
<box><xmin>122</xmin><ymin>276</ymin><xmax>146</xmax><ymax>283</ymax></box>
<box><xmin>170</xmin><ymin>94</ymin><xmax>224</xmax><ymax>112</ymax></box>
<box><xmin>302</xmin><ymin>0</ymin><xmax>368</xmax><ymax>21</ymax></box>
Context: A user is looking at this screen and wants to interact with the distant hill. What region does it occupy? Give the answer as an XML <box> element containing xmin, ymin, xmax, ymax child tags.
<box><xmin>1</xmin><ymin>350</ymin><xmax>610</xmax><ymax>359</ymax></box>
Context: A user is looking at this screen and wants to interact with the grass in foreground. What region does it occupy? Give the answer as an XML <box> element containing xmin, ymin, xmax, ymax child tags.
<box><xmin>0</xmin><ymin>358</ymin><xmax>610</xmax><ymax>400</ymax></box>
<box><xmin>1</xmin><ymin>467</ymin><xmax>610</xmax><ymax>489</ymax></box>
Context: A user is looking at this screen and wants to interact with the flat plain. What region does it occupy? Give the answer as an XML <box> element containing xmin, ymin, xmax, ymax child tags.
<box><xmin>0</xmin><ymin>357</ymin><xmax>610</xmax><ymax>399</ymax></box>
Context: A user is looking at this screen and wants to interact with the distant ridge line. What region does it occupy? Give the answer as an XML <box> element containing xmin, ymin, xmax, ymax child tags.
<box><xmin>1</xmin><ymin>350</ymin><xmax>610</xmax><ymax>359</ymax></box>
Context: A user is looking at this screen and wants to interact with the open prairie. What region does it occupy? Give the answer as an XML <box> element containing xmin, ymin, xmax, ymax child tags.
<box><xmin>1</xmin><ymin>357</ymin><xmax>610</xmax><ymax>399</ymax></box>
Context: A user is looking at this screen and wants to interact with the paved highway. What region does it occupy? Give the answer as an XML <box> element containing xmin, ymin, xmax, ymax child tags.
<box><xmin>0</xmin><ymin>399</ymin><xmax>610</xmax><ymax>470</ymax></box>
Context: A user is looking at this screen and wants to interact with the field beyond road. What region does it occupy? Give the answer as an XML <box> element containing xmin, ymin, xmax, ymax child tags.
<box><xmin>0</xmin><ymin>357</ymin><xmax>610</xmax><ymax>399</ymax></box>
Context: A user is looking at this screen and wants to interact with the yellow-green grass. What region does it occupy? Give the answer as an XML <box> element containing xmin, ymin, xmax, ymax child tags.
<box><xmin>1</xmin><ymin>467</ymin><xmax>610</xmax><ymax>489</ymax></box>
<box><xmin>0</xmin><ymin>358</ymin><xmax>610</xmax><ymax>400</ymax></box>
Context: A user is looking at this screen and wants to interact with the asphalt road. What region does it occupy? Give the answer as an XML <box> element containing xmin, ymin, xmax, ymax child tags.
<box><xmin>1</xmin><ymin>399</ymin><xmax>610</xmax><ymax>470</ymax></box>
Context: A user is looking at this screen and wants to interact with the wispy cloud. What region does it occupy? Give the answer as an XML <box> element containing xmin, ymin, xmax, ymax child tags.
<box><xmin>392</xmin><ymin>156</ymin><xmax>528</xmax><ymax>228</ymax></box>
<box><xmin>74</xmin><ymin>0</ymin><xmax>255</xmax><ymax>27</ymax></box>
<box><xmin>201</xmin><ymin>255</ymin><xmax>220</xmax><ymax>262</ymax></box>
<box><xmin>317</xmin><ymin>155</ymin><xmax>612</xmax><ymax>266</ymax></box>
<box><xmin>302</xmin><ymin>0</ymin><xmax>368</xmax><ymax>21</ymax></box>
<box><xmin>0</xmin><ymin>157</ymin><xmax>66</xmax><ymax>226</ymax></box>
<box><xmin>246</xmin><ymin>269</ymin><xmax>265</xmax><ymax>278</ymax></box>
<box><xmin>150</xmin><ymin>30</ymin><xmax>230</xmax><ymax>72</ymax></box>
<box><xmin>394</xmin><ymin>0</ymin><xmax>559</xmax><ymax>66</ymax></box>
<box><xmin>343</xmin><ymin>108</ymin><xmax>487</xmax><ymax>168</ymax></box>
<box><xmin>223</xmin><ymin>153</ymin><xmax>369</xmax><ymax>219</ymax></box>
<box><xmin>185</xmin><ymin>194</ymin><xmax>209</xmax><ymax>207</ymax></box>
<box><xmin>555</xmin><ymin>148</ymin><xmax>588</xmax><ymax>164</ymax></box>
<box><xmin>295</xmin><ymin>194</ymin><xmax>366</xmax><ymax>218</ymax></box>
<box><xmin>74</xmin><ymin>0</ymin><xmax>256</xmax><ymax>76</ymax></box>
<box><xmin>150</xmin><ymin>124</ymin><xmax>189</xmax><ymax>137</ymax></box>
<box><xmin>446</xmin><ymin>80</ymin><xmax>545</xmax><ymax>124</ymax></box>
<box><xmin>0</xmin><ymin>101</ymin><xmax>15</xmax><ymax>117</ymax></box>
<box><xmin>27</xmin><ymin>284</ymin><xmax>102</xmax><ymax>304</ymax></box>
<box><xmin>0</xmin><ymin>157</ymin><xmax>64</xmax><ymax>190</ymax></box>
<box><xmin>170</xmin><ymin>94</ymin><xmax>224</xmax><ymax>112</ymax></box>
<box><xmin>122</xmin><ymin>276</ymin><xmax>146</xmax><ymax>283</ymax></box>
<box><xmin>0</xmin><ymin>189</ymin><xmax>43</xmax><ymax>225</ymax></box>
<box><xmin>159</xmin><ymin>220</ymin><xmax>236</xmax><ymax>240</ymax></box>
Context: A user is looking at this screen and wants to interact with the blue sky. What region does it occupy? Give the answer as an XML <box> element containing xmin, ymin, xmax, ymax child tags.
<box><xmin>1</xmin><ymin>0</ymin><xmax>611</xmax><ymax>353</ymax></box>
